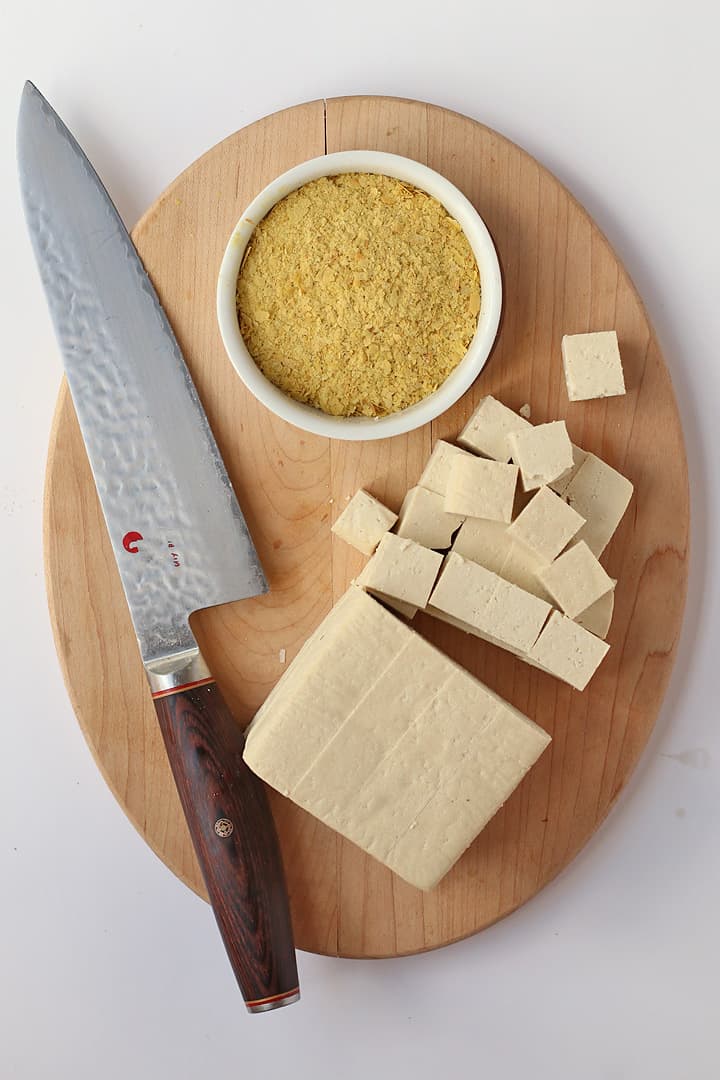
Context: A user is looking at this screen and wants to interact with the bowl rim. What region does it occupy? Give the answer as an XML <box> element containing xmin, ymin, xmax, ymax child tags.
<box><xmin>217</xmin><ymin>149</ymin><xmax>502</xmax><ymax>441</ymax></box>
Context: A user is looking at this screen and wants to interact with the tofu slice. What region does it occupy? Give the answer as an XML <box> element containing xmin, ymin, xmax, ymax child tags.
<box><xmin>417</xmin><ymin>440</ymin><xmax>477</xmax><ymax>497</ymax></box>
<box><xmin>357</xmin><ymin>532</ymin><xmax>443</xmax><ymax>608</ymax></box>
<box><xmin>444</xmin><ymin>456</ymin><xmax>518</xmax><ymax>523</ymax></box>
<box><xmin>562</xmin><ymin>452</ymin><xmax>634</xmax><ymax>556</ymax></box>
<box><xmin>562</xmin><ymin>331</ymin><xmax>626</xmax><ymax>401</ymax></box>
<box><xmin>528</xmin><ymin>610</ymin><xmax>609</xmax><ymax>691</ymax></box>
<box><xmin>548</xmin><ymin>443</ymin><xmax>588</xmax><ymax>496</ymax></box>
<box><xmin>457</xmin><ymin>395</ymin><xmax>532</xmax><ymax>461</ymax></box>
<box><xmin>507</xmin><ymin>485</ymin><xmax>586</xmax><ymax>563</ymax></box>
<box><xmin>537</xmin><ymin>540</ymin><xmax>614</xmax><ymax>619</ymax></box>
<box><xmin>396</xmin><ymin>486</ymin><xmax>464</xmax><ymax>549</ymax></box>
<box><xmin>574</xmin><ymin>589</ymin><xmax>614</xmax><ymax>639</ymax></box>
<box><xmin>244</xmin><ymin>587</ymin><xmax>551</xmax><ymax>891</ymax></box>
<box><xmin>429</xmin><ymin>551</ymin><xmax>552</xmax><ymax>654</ymax></box>
<box><xmin>507</xmin><ymin>421</ymin><xmax>574</xmax><ymax>491</ymax></box>
<box><xmin>332</xmin><ymin>489</ymin><xmax>398</xmax><ymax>555</ymax></box>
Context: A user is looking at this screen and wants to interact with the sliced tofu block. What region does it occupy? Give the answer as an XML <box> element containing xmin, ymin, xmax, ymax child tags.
<box><xmin>430</xmin><ymin>552</ymin><xmax>552</xmax><ymax>654</ymax></box>
<box><xmin>508</xmin><ymin>420</ymin><xmax>574</xmax><ymax>492</ymax></box>
<box><xmin>548</xmin><ymin>443</ymin><xmax>588</xmax><ymax>496</ymax></box>
<box><xmin>445</xmin><ymin>456</ymin><xmax>518</xmax><ymax>522</ymax></box>
<box><xmin>332</xmin><ymin>489</ymin><xmax>398</xmax><ymax>555</ymax></box>
<box><xmin>507</xmin><ymin>485</ymin><xmax>586</xmax><ymax>563</ymax></box>
<box><xmin>457</xmin><ymin>395</ymin><xmax>532</xmax><ymax>461</ymax></box>
<box><xmin>538</xmin><ymin>540</ymin><xmax>614</xmax><ymax>619</ymax></box>
<box><xmin>528</xmin><ymin>610</ymin><xmax>609</xmax><ymax>690</ymax></box>
<box><xmin>575</xmin><ymin>589</ymin><xmax>614</xmax><ymax>639</ymax></box>
<box><xmin>244</xmin><ymin>587</ymin><xmax>551</xmax><ymax>891</ymax></box>
<box><xmin>396</xmin><ymin>486</ymin><xmax>464</xmax><ymax>549</ymax></box>
<box><xmin>452</xmin><ymin>517</ymin><xmax>510</xmax><ymax>574</ymax></box>
<box><xmin>357</xmin><ymin>532</ymin><xmax>443</xmax><ymax>608</ymax></box>
<box><xmin>562</xmin><ymin>331</ymin><xmax>626</xmax><ymax>401</ymax></box>
<box><xmin>417</xmin><ymin>440</ymin><xmax>477</xmax><ymax>497</ymax></box>
<box><xmin>562</xmin><ymin>452</ymin><xmax>634</xmax><ymax>556</ymax></box>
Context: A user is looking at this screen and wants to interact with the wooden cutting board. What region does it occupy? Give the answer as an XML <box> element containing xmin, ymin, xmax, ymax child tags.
<box><xmin>44</xmin><ymin>96</ymin><xmax>689</xmax><ymax>958</ymax></box>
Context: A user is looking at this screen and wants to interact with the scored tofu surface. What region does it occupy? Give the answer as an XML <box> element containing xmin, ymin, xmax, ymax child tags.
<box><xmin>244</xmin><ymin>587</ymin><xmax>550</xmax><ymax>891</ymax></box>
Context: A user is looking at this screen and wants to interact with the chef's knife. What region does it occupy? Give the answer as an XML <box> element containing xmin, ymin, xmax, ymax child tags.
<box><xmin>18</xmin><ymin>82</ymin><xmax>299</xmax><ymax>1013</ymax></box>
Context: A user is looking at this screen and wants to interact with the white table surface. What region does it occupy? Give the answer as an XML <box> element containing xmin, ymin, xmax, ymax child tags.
<box><xmin>2</xmin><ymin>3</ymin><xmax>718</xmax><ymax>1077</ymax></box>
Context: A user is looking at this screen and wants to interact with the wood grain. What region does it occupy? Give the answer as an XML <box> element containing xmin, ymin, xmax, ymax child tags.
<box><xmin>44</xmin><ymin>96</ymin><xmax>689</xmax><ymax>958</ymax></box>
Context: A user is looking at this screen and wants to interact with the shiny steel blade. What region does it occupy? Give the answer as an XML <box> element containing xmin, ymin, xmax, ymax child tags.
<box><xmin>18</xmin><ymin>83</ymin><xmax>267</xmax><ymax>664</ymax></box>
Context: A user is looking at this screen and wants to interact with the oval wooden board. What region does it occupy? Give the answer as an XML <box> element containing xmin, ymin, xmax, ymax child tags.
<box><xmin>45</xmin><ymin>97</ymin><xmax>689</xmax><ymax>958</ymax></box>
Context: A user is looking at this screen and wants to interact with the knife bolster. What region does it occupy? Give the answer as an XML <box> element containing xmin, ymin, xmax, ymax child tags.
<box><xmin>145</xmin><ymin>647</ymin><xmax>213</xmax><ymax>698</ymax></box>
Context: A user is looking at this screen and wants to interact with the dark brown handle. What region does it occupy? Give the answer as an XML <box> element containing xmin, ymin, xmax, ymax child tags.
<box><xmin>153</xmin><ymin>679</ymin><xmax>299</xmax><ymax>1012</ymax></box>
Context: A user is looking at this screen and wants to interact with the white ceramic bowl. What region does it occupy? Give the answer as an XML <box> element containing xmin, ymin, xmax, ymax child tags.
<box><xmin>217</xmin><ymin>150</ymin><xmax>502</xmax><ymax>441</ymax></box>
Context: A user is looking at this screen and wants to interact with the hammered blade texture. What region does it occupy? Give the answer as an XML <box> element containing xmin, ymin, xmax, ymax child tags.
<box><xmin>18</xmin><ymin>84</ymin><xmax>267</xmax><ymax>662</ymax></box>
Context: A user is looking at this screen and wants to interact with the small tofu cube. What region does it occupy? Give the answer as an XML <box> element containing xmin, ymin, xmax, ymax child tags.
<box><xmin>417</xmin><ymin>440</ymin><xmax>477</xmax><ymax>497</ymax></box>
<box><xmin>396</xmin><ymin>486</ymin><xmax>464</xmax><ymax>549</ymax></box>
<box><xmin>497</xmin><ymin>544</ymin><xmax>554</xmax><ymax>605</ymax></box>
<box><xmin>357</xmin><ymin>533</ymin><xmax>443</xmax><ymax>608</ymax></box>
<box><xmin>458</xmin><ymin>396</ymin><xmax>532</xmax><ymax>461</ymax></box>
<box><xmin>430</xmin><ymin>552</ymin><xmax>551</xmax><ymax>654</ymax></box>
<box><xmin>507</xmin><ymin>421</ymin><xmax>574</xmax><ymax>491</ymax></box>
<box><xmin>548</xmin><ymin>443</ymin><xmax>588</xmax><ymax>496</ymax></box>
<box><xmin>574</xmin><ymin>590</ymin><xmax>614</xmax><ymax>639</ymax></box>
<box><xmin>332</xmin><ymin>489</ymin><xmax>398</xmax><ymax>555</ymax></box>
<box><xmin>452</xmin><ymin>517</ymin><xmax>510</xmax><ymax>574</ymax></box>
<box><xmin>507</xmin><ymin>485</ymin><xmax>586</xmax><ymax>563</ymax></box>
<box><xmin>444</xmin><ymin>456</ymin><xmax>518</xmax><ymax>523</ymax></box>
<box><xmin>563</xmin><ymin>452</ymin><xmax>634</xmax><ymax>556</ymax></box>
<box><xmin>538</xmin><ymin>540</ymin><xmax>614</xmax><ymax>618</ymax></box>
<box><xmin>562</xmin><ymin>331</ymin><xmax>626</xmax><ymax>402</ymax></box>
<box><xmin>528</xmin><ymin>610</ymin><xmax>609</xmax><ymax>690</ymax></box>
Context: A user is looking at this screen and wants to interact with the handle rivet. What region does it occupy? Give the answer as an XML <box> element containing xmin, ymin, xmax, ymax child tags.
<box><xmin>214</xmin><ymin>817</ymin><xmax>234</xmax><ymax>838</ymax></box>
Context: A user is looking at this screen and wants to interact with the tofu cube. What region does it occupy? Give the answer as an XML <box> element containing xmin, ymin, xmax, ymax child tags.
<box><xmin>396</xmin><ymin>486</ymin><xmax>464</xmax><ymax>550</ymax></box>
<box><xmin>563</xmin><ymin>452</ymin><xmax>634</xmax><ymax>556</ymax></box>
<box><xmin>507</xmin><ymin>485</ymin><xmax>586</xmax><ymax>562</ymax></box>
<box><xmin>458</xmin><ymin>395</ymin><xmax>532</xmax><ymax>461</ymax></box>
<box><xmin>507</xmin><ymin>421</ymin><xmax>574</xmax><ymax>491</ymax></box>
<box><xmin>548</xmin><ymin>443</ymin><xmax>588</xmax><ymax>496</ymax></box>
<box><xmin>497</xmin><ymin>544</ymin><xmax>554</xmax><ymax>605</ymax></box>
<box><xmin>332</xmin><ymin>489</ymin><xmax>398</xmax><ymax>555</ymax></box>
<box><xmin>429</xmin><ymin>552</ymin><xmax>552</xmax><ymax>654</ymax></box>
<box><xmin>452</xmin><ymin>517</ymin><xmax>510</xmax><ymax>574</ymax></box>
<box><xmin>357</xmin><ymin>532</ymin><xmax>443</xmax><ymax>608</ymax></box>
<box><xmin>528</xmin><ymin>610</ymin><xmax>609</xmax><ymax>690</ymax></box>
<box><xmin>244</xmin><ymin>586</ymin><xmax>551</xmax><ymax>891</ymax></box>
<box><xmin>537</xmin><ymin>540</ymin><xmax>614</xmax><ymax>619</ymax></box>
<box><xmin>562</xmin><ymin>331</ymin><xmax>626</xmax><ymax>402</ymax></box>
<box><xmin>417</xmin><ymin>440</ymin><xmax>477</xmax><ymax>497</ymax></box>
<box><xmin>444</xmin><ymin>456</ymin><xmax>518</xmax><ymax>523</ymax></box>
<box><xmin>574</xmin><ymin>590</ymin><xmax>614</xmax><ymax>639</ymax></box>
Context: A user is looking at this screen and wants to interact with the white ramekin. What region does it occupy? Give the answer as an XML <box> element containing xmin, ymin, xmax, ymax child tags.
<box><xmin>217</xmin><ymin>150</ymin><xmax>502</xmax><ymax>441</ymax></box>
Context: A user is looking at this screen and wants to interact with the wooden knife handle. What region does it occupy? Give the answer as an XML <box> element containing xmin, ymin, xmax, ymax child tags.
<box><xmin>152</xmin><ymin>677</ymin><xmax>299</xmax><ymax>1012</ymax></box>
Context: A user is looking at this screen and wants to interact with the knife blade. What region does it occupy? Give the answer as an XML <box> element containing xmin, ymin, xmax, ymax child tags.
<box><xmin>18</xmin><ymin>82</ymin><xmax>299</xmax><ymax>1013</ymax></box>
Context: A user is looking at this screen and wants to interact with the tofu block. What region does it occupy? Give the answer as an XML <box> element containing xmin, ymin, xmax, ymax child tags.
<box><xmin>357</xmin><ymin>532</ymin><xmax>443</xmax><ymax>608</ymax></box>
<box><xmin>445</xmin><ymin>456</ymin><xmax>518</xmax><ymax>523</ymax></box>
<box><xmin>396</xmin><ymin>486</ymin><xmax>464</xmax><ymax>549</ymax></box>
<box><xmin>507</xmin><ymin>485</ymin><xmax>586</xmax><ymax>562</ymax></box>
<box><xmin>562</xmin><ymin>331</ymin><xmax>626</xmax><ymax>402</ymax></box>
<box><xmin>244</xmin><ymin>587</ymin><xmax>551</xmax><ymax>891</ymax></box>
<box><xmin>538</xmin><ymin>540</ymin><xmax>614</xmax><ymax>619</ymax></box>
<box><xmin>575</xmin><ymin>589</ymin><xmax>614</xmax><ymax>639</ymax></box>
<box><xmin>458</xmin><ymin>395</ymin><xmax>532</xmax><ymax>461</ymax></box>
<box><xmin>563</xmin><ymin>452</ymin><xmax>634</xmax><ymax>556</ymax></box>
<box><xmin>417</xmin><ymin>440</ymin><xmax>477</xmax><ymax>497</ymax></box>
<box><xmin>528</xmin><ymin>610</ymin><xmax>609</xmax><ymax>691</ymax></box>
<box><xmin>452</xmin><ymin>519</ymin><xmax>552</xmax><ymax>603</ymax></box>
<box><xmin>548</xmin><ymin>443</ymin><xmax>588</xmax><ymax>496</ymax></box>
<box><xmin>332</xmin><ymin>489</ymin><xmax>397</xmax><ymax>555</ymax></box>
<box><xmin>507</xmin><ymin>421</ymin><xmax>574</xmax><ymax>491</ymax></box>
<box><xmin>430</xmin><ymin>552</ymin><xmax>552</xmax><ymax>654</ymax></box>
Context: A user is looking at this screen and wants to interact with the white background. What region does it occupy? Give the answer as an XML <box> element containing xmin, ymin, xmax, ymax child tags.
<box><xmin>1</xmin><ymin>3</ymin><xmax>718</xmax><ymax>1078</ymax></box>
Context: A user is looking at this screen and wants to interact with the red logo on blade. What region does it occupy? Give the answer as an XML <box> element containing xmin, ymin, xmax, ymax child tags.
<box><xmin>122</xmin><ymin>531</ymin><xmax>143</xmax><ymax>553</ymax></box>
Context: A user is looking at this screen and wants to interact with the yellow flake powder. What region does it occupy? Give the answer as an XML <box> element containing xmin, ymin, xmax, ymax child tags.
<box><xmin>236</xmin><ymin>173</ymin><xmax>481</xmax><ymax>417</ymax></box>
